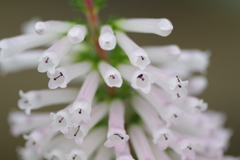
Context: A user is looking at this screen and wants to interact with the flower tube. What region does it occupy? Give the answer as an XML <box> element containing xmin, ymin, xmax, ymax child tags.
<box><xmin>67</xmin><ymin>25</ymin><xmax>87</xmax><ymax>44</ymax></box>
<box><xmin>118</xmin><ymin>64</ymin><xmax>155</xmax><ymax>94</ymax></box>
<box><xmin>116</xmin><ymin>31</ymin><xmax>150</xmax><ymax>70</ymax></box>
<box><xmin>18</xmin><ymin>88</ymin><xmax>78</xmax><ymax>115</ymax></box>
<box><xmin>94</xmin><ymin>146</ymin><xmax>114</xmax><ymax>160</ymax></box>
<box><xmin>115</xmin><ymin>142</ymin><xmax>135</xmax><ymax>160</ymax></box>
<box><xmin>64</xmin><ymin>102</ymin><xmax>108</xmax><ymax>145</ymax></box>
<box><xmin>116</xmin><ymin>18</ymin><xmax>173</xmax><ymax>37</ymax></box>
<box><xmin>38</xmin><ymin>36</ymin><xmax>73</xmax><ymax>74</ymax></box>
<box><xmin>0</xmin><ymin>33</ymin><xmax>59</xmax><ymax>59</ymax></box>
<box><xmin>0</xmin><ymin>50</ymin><xmax>43</xmax><ymax>75</ymax></box>
<box><xmin>129</xmin><ymin>125</ymin><xmax>156</xmax><ymax>160</ymax></box>
<box><xmin>132</xmin><ymin>97</ymin><xmax>177</xmax><ymax>150</ymax></box>
<box><xmin>145</xmin><ymin>65</ymin><xmax>189</xmax><ymax>99</ymax></box>
<box><xmin>98</xmin><ymin>25</ymin><xmax>116</xmax><ymax>50</ymax></box>
<box><xmin>143</xmin><ymin>45</ymin><xmax>181</xmax><ymax>64</ymax></box>
<box><xmin>104</xmin><ymin>100</ymin><xmax>129</xmax><ymax>152</ymax></box>
<box><xmin>98</xmin><ymin>61</ymin><xmax>123</xmax><ymax>88</ymax></box>
<box><xmin>47</xmin><ymin>61</ymin><xmax>92</xmax><ymax>89</ymax></box>
<box><xmin>35</xmin><ymin>20</ymin><xmax>73</xmax><ymax>35</ymax></box>
<box><xmin>8</xmin><ymin>111</ymin><xmax>50</xmax><ymax>137</ymax></box>
<box><xmin>69</xmin><ymin>71</ymin><xmax>99</xmax><ymax>125</ymax></box>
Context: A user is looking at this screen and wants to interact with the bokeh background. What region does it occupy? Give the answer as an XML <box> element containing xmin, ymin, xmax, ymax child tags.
<box><xmin>0</xmin><ymin>0</ymin><xmax>239</xmax><ymax>158</ymax></box>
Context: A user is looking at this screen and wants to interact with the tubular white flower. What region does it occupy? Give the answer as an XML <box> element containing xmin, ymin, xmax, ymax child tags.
<box><xmin>69</xmin><ymin>71</ymin><xmax>99</xmax><ymax>125</ymax></box>
<box><xmin>129</xmin><ymin>125</ymin><xmax>156</xmax><ymax>160</ymax></box>
<box><xmin>8</xmin><ymin>111</ymin><xmax>50</xmax><ymax>137</ymax></box>
<box><xmin>104</xmin><ymin>100</ymin><xmax>129</xmax><ymax>152</ymax></box>
<box><xmin>98</xmin><ymin>25</ymin><xmax>116</xmax><ymax>50</ymax></box>
<box><xmin>98</xmin><ymin>61</ymin><xmax>123</xmax><ymax>88</ymax></box>
<box><xmin>174</xmin><ymin>96</ymin><xmax>208</xmax><ymax>114</ymax></box>
<box><xmin>116</xmin><ymin>18</ymin><xmax>173</xmax><ymax>37</ymax></box>
<box><xmin>170</xmin><ymin>137</ymin><xmax>196</xmax><ymax>160</ymax></box>
<box><xmin>35</xmin><ymin>20</ymin><xmax>73</xmax><ymax>35</ymax></box>
<box><xmin>17</xmin><ymin>147</ymin><xmax>42</xmax><ymax>160</ymax></box>
<box><xmin>145</xmin><ymin>65</ymin><xmax>189</xmax><ymax>99</ymax></box>
<box><xmin>143</xmin><ymin>45</ymin><xmax>181</xmax><ymax>64</ymax></box>
<box><xmin>132</xmin><ymin>97</ymin><xmax>176</xmax><ymax>150</ymax></box>
<box><xmin>149</xmin><ymin>140</ymin><xmax>172</xmax><ymax>160</ymax></box>
<box><xmin>187</xmin><ymin>76</ymin><xmax>208</xmax><ymax>96</ymax></box>
<box><xmin>38</xmin><ymin>36</ymin><xmax>73</xmax><ymax>74</ymax></box>
<box><xmin>0</xmin><ymin>50</ymin><xmax>43</xmax><ymax>75</ymax></box>
<box><xmin>118</xmin><ymin>64</ymin><xmax>155</xmax><ymax>94</ymax></box>
<box><xmin>44</xmin><ymin>137</ymin><xmax>76</xmax><ymax>160</ymax></box>
<box><xmin>115</xmin><ymin>31</ymin><xmax>150</xmax><ymax>70</ymax></box>
<box><xmin>50</xmin><ymin>105</ymin><xmax>73</xmax><ymax>134</ymax></box>
<box><xmin>115</xmin><ymin>142</ymin><xmax>135</xmax><ymax>160</ymax></box>
<box><xmin>47</xmin><ymin>61</ymin><xmax>92</xmax><ymax>89</ymax></box>
<box><xmin>18</xmin><ymin>88</ymin><xmax>78</xmax><ymax>115</ymax></box>
<box><xmin>82</xmin><ymin>127</ymin><xmax>107</xmax><ymax>157</ymax></box>
<box><xmin>67</xmin><ymin>25</ymin><xmax>87</xmax><ymax>44</ymax></box>
<box><xmin>94</xmin><ymin>146</ymin><xmax>114</xmax><ymax>160</ymax></box>
<box><xmin>138</xmin><ymin>86</ymin><xmax>182</xmax><ymax>127</ymax></box>
<box><xmin>65</xmin><ymin>127</ymin><xmax>107</xmax><ymax>160</ymax></box>
<box><xmin>163</xmin><ymin>49</ymin><xmax>210</xmax><ymax>74</ymax></box>
<box><xmin>64</xmin><ymin>102</ymin><xmax>108</xmax><ymax>145</ymax></box>
<box><xmin>24</xmin><ymin>125</ymin><xmax>57</xmax><ymax>154</ymax></box>
<box><xmin>0</xmin><ymin>33</ymin><xmax>59</xmax><ymax>59</ymax></box>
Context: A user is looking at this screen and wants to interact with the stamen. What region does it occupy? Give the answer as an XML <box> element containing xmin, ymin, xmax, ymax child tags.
<box><xmin>196</xmin><ymin>106</ymin><xmax>201</xmax><ymax>109</ymax></box>
<box><xmin>114</xmin><ymin>133</ymin><xmax>124</xmax><ymax>140</ymax></box>
<box><xmin>59</xmin><ymin>117</ymin><xmax>64</xmax><ymax>123</ymax></box>
<box><xmin>110</xmin><ymin>75</ymin><xmax>115</xmax><ymax>79</ymax></box>
<box><xmin>137</xmin><ymin>74</ymin><xmax>145</xmax><ymax>81</ymax></box>
<box><xmin>45</xmin><ymin>57</ymin><xmax>49</xmax><ymax>63</ymax></box>
<box><xmin>74</xmin><ymin>126</ymin><xmax>80</xmax><ymax>137</ymax></box>
<box><xmin>177</xmin><ymin>93</ymin><xmax>180</xmax><ymax>98</ymax></box>
<box><xmin>72</xmin><ymin>155</ymin><xmax>77</xmax><ymax>160</ymax></box>
<box><xmin>163</xmin><ymin>134</ymin><xmax>168</xmax><ymax>140</ymax></box>
<box><xmin>187</xmin><ymin>146</ymin><xmax>192</xmax><ymax>150</ymax></box>
<box><xmin>173</xmin><ymin>114</ymin><xmax>178</xmax><ymax>118</ymax></box>
<box><xmin>32</xmin><ymin>141</ymin><xmax>36</xmax><ymax>145</ymax></box>
<box><xmin>176</xmin><ymin>76</ymin><xmax>182</xmax><ymax>88</ymax></box>
<box><xmin>79</xmin><ymin>109</ymin><xmax>82</xmax><ymax>114</ymax></box>
<box><xmin>54</xmin><ymin>72</ymin><xmax>63</xmax><ymax>81</ymax></box>
<box><xmin>139</xmin><ymin>56</ymin><xmax>144</xmax><ymax>60</ymax></box>
<box><xmin>24</xmin><ymin>100</ymin><xmax>28</xmax><ymax>103</ymax></box>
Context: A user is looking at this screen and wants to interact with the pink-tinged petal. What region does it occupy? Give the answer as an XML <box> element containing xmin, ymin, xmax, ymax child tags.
<box><xmin>129</xmin><ymin>125</ymin><xmax>156</xmax><ymax>160</ymax></box>
<box><xmin>104</xmin><ymin>100</ymin><xmax>129</xmax><ymax>152</ymax></box>
<box><xmin>67</xmin><ymin>25</ymin><xmax>87</xmax><ymax>44</ymax></box>
<box><xmin>69</xmin><ymin>71</ymin><xmax>99</xmax><ymax>125</ymax></box>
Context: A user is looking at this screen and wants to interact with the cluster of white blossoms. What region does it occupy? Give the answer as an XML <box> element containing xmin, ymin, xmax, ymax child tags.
<box><xmin>1</xmin><ymin>1</ymin><xmax>239</xmax><ymax>160</ymax></box>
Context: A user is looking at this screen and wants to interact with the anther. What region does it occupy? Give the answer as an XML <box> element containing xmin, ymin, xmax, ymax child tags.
<box><xmin>110</xmin><ymin>75</ymin><xmax>115</xmax><ymax>79</ymax></box>
<box><xmin>32</xmin><ymin>141</ymin><xmax>36</xmax><ymax>145</ymax></box>
<box><xmin>45</xmin><ymin>57</ymin><xmax>49</xmax><ymax>63</ymax></box>
<box><xmin>163</xmin><ymin>134</ymin><xmax>168</xmax><ymax>140</ymax></box>
<box><xmin>114</xmin><ymin>133</ymin><xmax>124</xmax><ymax>140</ymax></box>
<box><xmin>187</xmin><ymin>146</ymin><xmax>192</xmax><ymax>150</ymax></box>
<box><xmin>139</xmin><ymin>56</ymin><xmax>144</xmax><ymax>60</ymax></box>
<box><xmin>79</xmin><ymin>109</ymin><xmax>82</xmax><ymax>114</ymax></box>
<box><xmin>173</xmin><ymin>114</ymin><xmax>178</xmax><ymax>118</ymax></box>
<box><xmin>177</xmin><ymin>93</ymin><xmax>180</xmax><ymax>98</ymax></box>
<box><xmin>74</xmin><ymin>126</ymin><xmax>80</xmax><ymax>137</ymax></box>
<box><xmin>54</xmin><ymin>72</ymin><xmax>63</xmax><ymax>81</ymax></box>
<box><xmin>59</xmin><ymin>117</ymin><xmax>64</xmax><ymax>123</ymax></box>
<box><xmin>24</xmin><ymin>100</ymin><xmax>29</xmax><ymax>103</ymax></box>
<box><xmin>72</xmin><ymin>155</ymin><xmax>77</xmax><ymax>160</ymax></box>
<box><xmin>137</xmin><ymin>74</ymin><xmax>145</xmax><ymax>81</ymax></box>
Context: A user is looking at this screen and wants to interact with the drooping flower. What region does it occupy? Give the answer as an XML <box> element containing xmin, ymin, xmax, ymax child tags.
<box><xmin>2</xmin><ymin>0</ymin><xmax>238</xmax><ymax>160</ymax></box>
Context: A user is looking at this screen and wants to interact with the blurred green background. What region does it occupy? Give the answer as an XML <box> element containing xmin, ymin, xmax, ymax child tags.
<box><xmin>0</xmin><ymin>0</ymin><xmax>239</xmax><ymax>158</ymax></box>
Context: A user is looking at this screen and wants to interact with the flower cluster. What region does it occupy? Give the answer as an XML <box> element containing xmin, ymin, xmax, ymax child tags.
<box><xmin>1</xmin><ymin>0</ymin><xmax>238</xmax><ymax>160</ymax></box>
